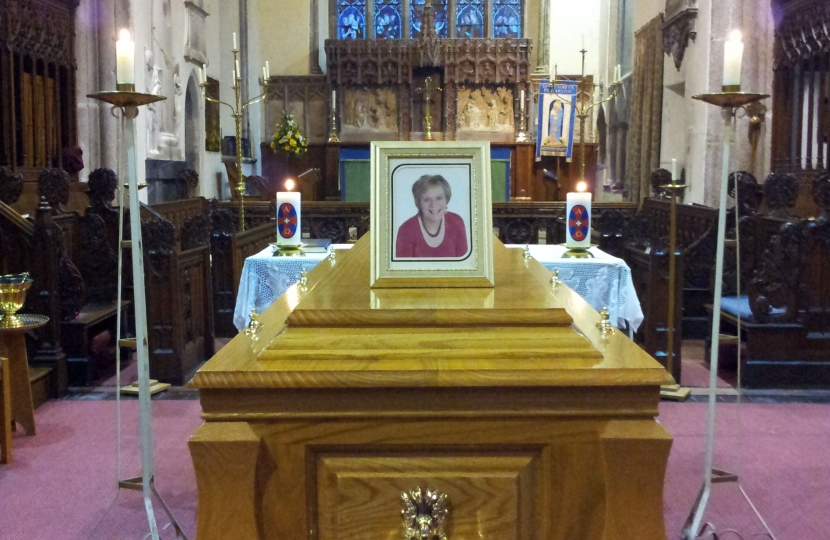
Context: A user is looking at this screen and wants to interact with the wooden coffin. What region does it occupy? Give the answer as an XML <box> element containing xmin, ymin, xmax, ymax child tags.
<box><xmin>189</xmin><ymin>237</ymin><xmax>673</xmax><ymax>540</ymax></box>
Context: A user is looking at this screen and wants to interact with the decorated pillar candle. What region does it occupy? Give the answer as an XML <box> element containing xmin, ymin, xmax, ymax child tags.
<box><xmin>566</xmin><ymin>183</ymin><xmax>592</xmax><ymax>249</ymax></box>
<box><xmin>276</xmin><ymin>190</ymin><xmax>302</xmax><ymax>246</ymax></box>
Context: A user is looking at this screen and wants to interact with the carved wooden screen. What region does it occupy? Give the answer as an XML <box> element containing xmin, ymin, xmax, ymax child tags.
<box><xmin>771</xmin><ymin>0</ymin><xmax>830</xmax><ymax>178</ymax></box>
<box><xmin>0</xmin><ymin>0</ymin><xmax>78</xmax><ymax>183</ymax></box>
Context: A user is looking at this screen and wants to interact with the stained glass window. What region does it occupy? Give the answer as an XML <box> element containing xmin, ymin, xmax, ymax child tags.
<box><xmin>338</xmin><ymin>0</ymin><xmax>366</xmax><ymax>39</ymax></box>
<box><xmin>374</xmin><ymin>0</ymin><xmax>402</xmax><ymax>39</ymax></box>
<box><xmin>493</xmin><ymin>0</ymin><xmax>522</xmax><ymax>38</ymax></box>
<box><xmin>411</xmin><ymin>0</ymin><xmax>448</xmax><ymax>38</ymax></box>
<box><xmin>455</xmin><ymin>0</ymin><xmax>484</xmax><ymax>38</ymax></box>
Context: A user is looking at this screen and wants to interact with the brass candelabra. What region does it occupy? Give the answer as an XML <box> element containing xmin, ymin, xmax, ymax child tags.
<box><xmin>550</xmin><ymin>49</ymin><xmax>621</xmax><ymax>183</ymax></box>
<box><xmin>201</xmin><ymin>47</ymin><xmax>269</xmax><ymax>232</ymax></box>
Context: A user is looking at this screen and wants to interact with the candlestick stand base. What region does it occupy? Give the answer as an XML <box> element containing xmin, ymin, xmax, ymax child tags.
<box><xmin>271</xmin><ymin>243</ymin><xmax>305</xmax><ymax>257</ymax></box>
<box><xmin>562</xmin><ymin>247</ymin><xmax>594</xmax><ymax>259</ymax></box>
<box><xmin>660</xmin><ymin>383</ymin><xmax>691</xmax><ymax>401</ymax></box>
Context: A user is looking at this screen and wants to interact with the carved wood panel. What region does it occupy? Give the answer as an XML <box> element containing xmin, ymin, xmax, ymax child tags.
<box><xmin>325</xmin><ymin>37</ymin><xmax>530</xmax><ymax>141</ymax></box>
<box><xmin>0</xmin><ymin>0</ymin><xmax>79</xmax><ymax>182</ymax></box>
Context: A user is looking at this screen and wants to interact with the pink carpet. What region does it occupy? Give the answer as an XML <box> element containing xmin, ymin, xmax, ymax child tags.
<box><xmin>681</xmin><ymin>340</ymin><xmax>735</xmax><ymax>388</ymax></box>
<box><xmin>1</xmin><ymin>400</ymin><xmax>828</xmax><ymax>539</ymax></box>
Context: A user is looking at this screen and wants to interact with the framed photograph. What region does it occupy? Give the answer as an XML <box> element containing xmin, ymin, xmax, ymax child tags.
<box><xmin>370</xmin><ymin>141</ymin><xmax>494</xmax><ymax>288</ymax></box>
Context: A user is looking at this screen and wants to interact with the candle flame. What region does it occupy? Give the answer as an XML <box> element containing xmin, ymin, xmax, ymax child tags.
<box><xmin>576</xmin><ymin>181</ymin><xmax>588</xmax><ymax>193</ymax></box>
<box><xmin>284</xmin><ymin>178</ymin><xmax>296</xmax><ymax>191</ymax></box>
<box><xmin>729</xmin><ymin>30</ymin><xmax>742</xmax><ymax>43</ymax></box>
<box><xmin>119</xmin><ymin>29</ymin><xmax>131</xmax><ymax>41</ymax></box>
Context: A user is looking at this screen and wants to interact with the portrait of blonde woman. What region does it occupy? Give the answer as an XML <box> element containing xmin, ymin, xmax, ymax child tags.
<box><xmin>394</xmin><ymin>174</ymin><xmax>469</xmax><ymax>259</ymax></box>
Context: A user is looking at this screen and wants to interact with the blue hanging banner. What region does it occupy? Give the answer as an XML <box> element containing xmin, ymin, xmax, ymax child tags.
<box><xmin>536</xmin><ymin>80</ymin><xmax>578</xmax><ymax>160</ymax></box>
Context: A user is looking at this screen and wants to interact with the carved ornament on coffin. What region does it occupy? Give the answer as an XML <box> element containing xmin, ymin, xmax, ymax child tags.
<box><xmin>662</xmin><ymin>1</ymin><xmax>698</xmax><ymax>71</ymax></box>
<box><xmin>457</xmin><ymin>86</ymin><xmax>514</xmax><ymax>132</ymax></box>
<box><xmin>342</xmin><ymin>87</ymin><xmax>398</xmax><ymax>134</ymax></box>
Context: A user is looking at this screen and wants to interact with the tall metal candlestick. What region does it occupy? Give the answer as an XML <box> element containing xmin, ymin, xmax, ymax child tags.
<box><xmin>683</xmin><ymin>89</ymin><xmax>773</xmax><ymax>540</ymax></box>
<box><xmin>87</xmin><ymin>88</ymin><xmax>185</xmax><ymax>540</ymax></box>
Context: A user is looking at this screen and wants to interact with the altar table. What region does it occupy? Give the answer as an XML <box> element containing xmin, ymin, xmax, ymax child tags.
<box><xmin>234</xmin><ymin>243</ymin><xmax>642</xmax><ymax>331</ymax></box>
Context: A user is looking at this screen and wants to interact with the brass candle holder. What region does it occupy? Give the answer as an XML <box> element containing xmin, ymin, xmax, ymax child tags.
<box><xmin>516</xmin><ymin>89</ymin><xmax>529</xmax><ymax>143</ymax></box>
<box><xmin>201</xmin><ymin>48</ymin><xmax>269</xmax><ymax>232</ymax></box>
<box><xmin>328</xmin><ymin>90</ymin><xmax>340</xmax><ymax>143</ymax></box>
<box><xmin>417</xmin><ymin>76</ymin><xmax>441</xmax><ymax>141</ymax></box>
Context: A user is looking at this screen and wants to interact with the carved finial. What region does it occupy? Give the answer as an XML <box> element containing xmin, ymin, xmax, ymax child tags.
<box><xmin>814</xmin><ymin>171</ymin><xmax>830</xmax><ymax>219</ymax></box>
<box><xmin>596</xmin><ymin>307</ymin><xmax>614</xmax><ymax>335</ymax></box>
<box><xmin>37</xmin><ymin>168</ymin><xmax>70</xmax><ymax>214</ymax></box>
<box><xmin>87</xmin><ymin>168</ymin><xmax>118</xmax><ymax>208</ymax></box>
<box><xmin>243</xmin><ymin>308</ymin><xmax>263</xmax><ymax>336</ymax></box>
<box><xmin>0</xmin><ymin>167</ymin><xmax>23</xmax><ymax>205</ymax></box>
<box><xmin>38</xmin><ymin>196</ymin><xmax>51</xmax><ymax>212</ymax></box>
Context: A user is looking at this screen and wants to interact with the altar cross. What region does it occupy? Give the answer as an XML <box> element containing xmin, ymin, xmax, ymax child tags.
<box><xmin>416</xmin><ymin>76</ymin><xmax>442</xmax><ymax>141</ymax></box>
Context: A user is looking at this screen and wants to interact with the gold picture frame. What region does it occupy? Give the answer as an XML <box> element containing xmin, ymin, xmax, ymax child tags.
<box><xmin>370</xmin><ymin>141</ymin><xmax>494</xmax><ymax>288</ymax></box>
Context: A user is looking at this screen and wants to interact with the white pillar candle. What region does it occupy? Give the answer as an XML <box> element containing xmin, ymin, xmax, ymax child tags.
<box><xmin>723</xmin><ymin>30</ymin><xmax>744</xmax><ymax>88</ymax></box>
<box><xmin>566</xmin><ymin>185</ymin><xmax>592</xmax><ymax>249</ymax></box>
<box><xmin>201</xmin><ymin>64</ymin><xmax>207</xmax><ymax>84</ymax></box>
<box><xmin>265</xmin><ymin>61</ymin><xmax>270</xmax><ymax>79</ymax></box>
<box><xmin>520</xmin><ymin>89</ymin><xmax>525</xmax><ymax>103</ymax></box>
<box><xmin>262</xmin><ymin>66</ymin><xmax>267</xmax><ymax>82</ymax></box>
<box><xmin>671</xmin><ymin>158</ymin><xmax>677</xmax><ymax>181</ymax></box>
<box><xmin>332</xmin><ymin>89</ymin><xmax>336</xmax><ymax>109</ymax></box>
<box><xmin>115</xmin><ymin>29</ymin><xmax>135</xmax><ymax>85</ymax></box>
<box><xmin>235</xmin><ymin>60</ymin><xmax>241</xmax><ymax>79</ymax></box>
<box><xmin>232</xmin><ymin>32</ymin><xmax>238</xmax><ymax>50</ymax></box>
<box><xmin>276</xmin><ymin>191</ymin><xmax>302</xmax><ymax>246</ymax></box>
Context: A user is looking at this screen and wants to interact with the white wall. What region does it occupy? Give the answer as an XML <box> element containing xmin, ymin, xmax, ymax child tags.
<box><xmin>549</xmin><ymin>0</ymin><xmax>601</xmax><ymax>79</ymax></box>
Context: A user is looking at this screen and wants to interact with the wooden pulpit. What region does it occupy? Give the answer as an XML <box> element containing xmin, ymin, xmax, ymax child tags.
<box><xmin>189</xmin><ymin>237</ymin><xmax>673</xmax><ymax>540</ymax></box>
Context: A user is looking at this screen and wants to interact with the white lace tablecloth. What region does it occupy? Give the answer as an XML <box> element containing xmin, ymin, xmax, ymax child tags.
<box><xmin>506</xmin><ymin>244</ymin><xmax>643</xmax><ymax>331</ymax></box>
<box><xmin>234</xmin><ymin>243</ymin><xmax>642</xmax><ymax>332</ymax></box>
<box><xmin>234</xmin><ymin>245</ymin><xmax>354</xmax><ymax>330</ymax></box>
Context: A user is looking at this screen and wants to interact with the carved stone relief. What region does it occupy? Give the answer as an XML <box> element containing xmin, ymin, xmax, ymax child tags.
<box><xmin>342</xmin><ymin>87</ymin><xmax>398</xmax><ymax>133</ymax></box>
<box><xmin>184</xmin><ymin>0</ymin><xmax>209</xmax><ymax>65</ymax></box>
<box><xmin>456</xmin><ymin>86</ymin><xmax>514</xmax><ymax>132</ymax></box>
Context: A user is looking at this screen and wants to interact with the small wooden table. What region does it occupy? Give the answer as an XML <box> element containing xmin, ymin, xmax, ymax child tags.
<box><xmin>0</xmin><ymin>314</ymin><xmax>49</xmax><ymax>438</ymax></box>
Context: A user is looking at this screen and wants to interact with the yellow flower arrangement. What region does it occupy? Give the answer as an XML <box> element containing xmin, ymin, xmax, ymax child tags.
<box><xmin>271</xmin><ymin>112</ymin><xmax>308</xmax><ymax>158</ymax></box>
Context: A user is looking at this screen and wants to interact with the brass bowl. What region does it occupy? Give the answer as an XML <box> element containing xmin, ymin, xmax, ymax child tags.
<box><xmin>0</xmin><ymin>273</ymin><xmax>33</xmax><ymax>327</ymax></box>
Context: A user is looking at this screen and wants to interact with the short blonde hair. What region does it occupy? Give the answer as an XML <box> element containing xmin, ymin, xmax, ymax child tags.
<box><xmin>411</xmin><ymin>175</ymin><xmax>451</xmax><ymax>208</ymax></box>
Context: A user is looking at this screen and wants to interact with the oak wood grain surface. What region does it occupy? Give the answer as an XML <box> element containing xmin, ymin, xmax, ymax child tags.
<box><xmin>189</xmin><ymin>235</ymin><xmax>672</xmax><ymax>540</ymax></box>
<box><xmin>191</xmin><ymin>236</ymin><xmax>672</xmax><ymax>390</ymax></box>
